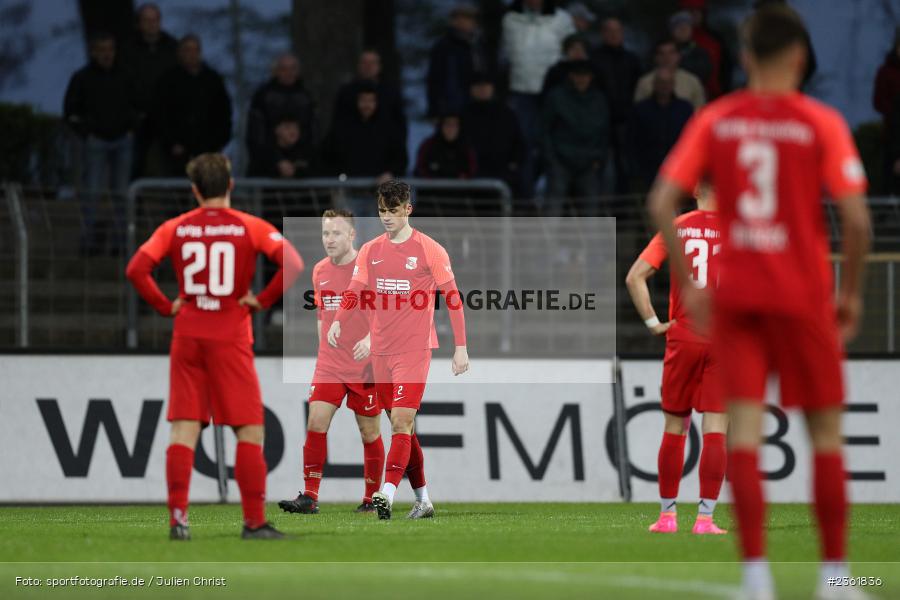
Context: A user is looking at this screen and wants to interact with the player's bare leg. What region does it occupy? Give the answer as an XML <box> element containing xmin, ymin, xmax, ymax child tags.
<box><xmin>806</xmin><ymin>408</ymin><xmax>866</xmax><ymax>600</ymax></box>
<box><xmin>355</xmin><ymin>412</ymin><xmax>383</xmax><ymax>513</ymax></box>
<box><xmin>167</xmin><ymin>420</ymin><xmax>201</xmax><ymax>540</ymax></box>
<box><xmin>727</xmin><ymin>400</ymin><xmax>773</xmax><ymax>600</ymax></box>
<box><xmin>280</xmin><ymin>401</ymin><xmax>338</xmax><ymax>515</ymax></box>
<box><xmin>234</xmin><ymin>424</ymin><xmax>283</xmax><ymax>539</ymax></box>
<box><xmin>372</xmin><ymin>407</ymin><xmax>417</xmax><ymax>520</ymax></box>
<box><xmin>693</xmin><ymin>411</ymin><xmax>728</xmax><ymax>535</ymax></box>
<box><xmin>649</xmin><ymin>412</ymin><xmax>688</xmax><ymax>533</ymax></box>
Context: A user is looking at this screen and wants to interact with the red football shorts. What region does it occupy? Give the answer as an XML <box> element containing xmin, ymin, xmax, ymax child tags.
<box><xmin>372</xmin><ymin>349</ymin><xmax>432</xmax><ymax>411</ymax></box>
<box><xmin>168</xmin><ymin>336</ymin><xmax>263</xmax><ymax>426</ymax></box>
<box><xmin>309</xmin><ymin>366</ymin><xmax>379</xmax><ymax>417</ymax></box>
<box><xmin>713</xmin><ymin>309</ymin><xmax>845</xmax><ymax>410</ymax></box>
<box><xmin>661</xmin><ymin>339</ymin><xmax>722</xmax><ymax>416</ymax></box>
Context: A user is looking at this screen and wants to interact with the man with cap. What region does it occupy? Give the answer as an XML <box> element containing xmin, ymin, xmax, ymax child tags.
<box><xmin>669</xmin><ymin>10</ymin><xmax>713</xmax><ymax>94</ymax></box>
<box><xmin>567</xmin><ymin>2</ymin><xmax>601</xmax><ymax>52</ymax></box>
<box><xmin>679</xmin><ymin>0</ymin><xmax>732</xmax><ymax>97</ymax></box>
<box><xmin>427</xmin><ymin>3</ymin><xmax>487</xmax><ymax>117</ymax></box>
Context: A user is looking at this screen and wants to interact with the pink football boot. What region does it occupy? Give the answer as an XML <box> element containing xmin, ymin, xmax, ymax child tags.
<box><xmin>692</xmin><ymin>515</ymin><xmax>728</xmax><ymax>535</ymax></box>
<box><xmin>648</xmin><ymin>511</ymin><xmax>678</xmax><ymax>533</ymax></box>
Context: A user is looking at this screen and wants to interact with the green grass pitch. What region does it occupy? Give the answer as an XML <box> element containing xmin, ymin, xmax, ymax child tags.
<box><xmin>0</xmin><ymin>503</ymin><xmax>897</xmax><ymax>599</ymax></box>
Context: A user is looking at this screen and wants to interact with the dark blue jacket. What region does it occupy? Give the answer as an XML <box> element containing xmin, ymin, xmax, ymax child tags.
<box><xmin>628</xmin><ymin>96</ymin><xmax>693</xmax><ymax>184</ymax></box>
<box><xmin>426</xmin><ymin>30</ymin><xmax>485</xmax><ymax>117</ymax></box>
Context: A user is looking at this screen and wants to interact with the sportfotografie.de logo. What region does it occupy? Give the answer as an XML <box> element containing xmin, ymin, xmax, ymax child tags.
<box><xmin>305</xmin><ymin>288</ymin><xmax>598</xmax><ymax>312</ymax></box>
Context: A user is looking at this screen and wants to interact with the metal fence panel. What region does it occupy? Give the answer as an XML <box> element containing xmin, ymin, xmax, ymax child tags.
<box><xmin>2</xmin><ymin>181</ymin><xmax>899</xmax><ymax>355</ymax></box>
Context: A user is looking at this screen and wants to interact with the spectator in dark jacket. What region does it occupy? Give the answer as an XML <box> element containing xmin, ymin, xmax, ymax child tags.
<box><xmin>874</xmin><ymin>31</ymin><xmax>900</xmax><ymax>121</ymax></box>
<box><xmin>333</xmin><ymin>49</ymin><xmax>406</xmax><ymax>136</ymax></box>
<box><xmin>541</xmin><ymin>34</ymin><xmax>597</xmax><ymax>98</ymax></box>
<box><xmin>628</xmin><ymin>66</ymin><xmax>693</xmax><ymax>188</ymax></box>
<box><xmin>246</xmin><ymin>53</ymin><xmax>316</xmax><ymax>171</ymax></box>
<box><xmin>669</xmin><ymin>11</ymin><xmax>713</xmax><ymax>94</ymax></box>
<box><xmin>462</xmin><ymin>74</ymin><xmax>526</xmax><ymax>194</ymax></box>
<box><xmin>592</xmin><ymin>16</ymin><xmax>643</xmax><ymax>193</ymax></box>
<box><xmin>875</xmin><ymin>29</ymin><xmax>900</xmax><ymax>194</ymax></box>
<box><xmin>156</xmin><ymin>35</ymin><xmax>232</xmax><ymax>175</ymax></box>
<box><xmin>415</xmin><ymin>114</ymin><xmax>477</xmax><ymax>179</ymax></box>
<box><xmin>427</xmin><ymin>3</ymin><xmax>487</xmax><ymax>117</ymax></box>
<box><xmin>540</xmin><ymin>60</ymin><xmax>609</xmax><ymax>214</ymax></box>
<box><xmin>119</xmin><ymin>3</ymin><xmax>177</xmax><ymax>176</ymax></box>
<box><xmin>247</xmin><ymin>117</ymin><xmax>313</xmax><ymax>179</ymax></box>
<box><xmin>323</xmin><ymin>83</ymin><xmax>407</xmax><ymax>241</ymax></box>
<box><xmin>64</xmin><ymin>32</ymin><xmax>139</xmax><ymax>255</ymax></box>
<box><xmin>322</xmin><ymin>83</ymin><xmax>407</xmax><ymax>180</ymax></box>
<box><xmin>887</xmin><ymin>95</ymin><xmax>900</xmax><ymax>196</ymax></box>
<box><xmin>680</xmin><ymin>0</ymin><xmax>732</xmax><ymax>97</ymax></box>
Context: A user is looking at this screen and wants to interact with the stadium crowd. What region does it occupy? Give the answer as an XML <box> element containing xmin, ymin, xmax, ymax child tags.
<box><xmin>62</xmin><ymin>1</ymin><xmax>737</xmax><ymax>208</ymax></box>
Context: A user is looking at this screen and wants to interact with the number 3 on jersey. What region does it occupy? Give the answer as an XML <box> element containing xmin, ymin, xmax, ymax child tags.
<box><xmin>684</xmin><ymin>239</ymin><xmax>708</xmax><ymax>288</ymax></box>
<box><xmin>738</xmin><ymin>139</ymin><xmax>778</xmax><ymax>221</ymax></box>
<box><xmin>182</xmin><ymin>241</ymin><xmax>235</xmax><ymax>296</ymax></box>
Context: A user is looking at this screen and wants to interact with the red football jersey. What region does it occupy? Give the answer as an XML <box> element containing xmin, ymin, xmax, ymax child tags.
<box><xmin>659</xmin><ymin>90</ymin><xmax>867</xmax><ymax>315</ymax></box>
<box><xmin>134</xmin><ymin>206</ymin><xmax>303</xmax><ymax>342</ymax></box>
<box><xmin>640</xmin><ymin>209</ymin><xmax>721</xmax><ymax>343</ymax></box>
<box><xmin>351</xmin><ymin>229</ymin><xmax>455</xmax><ymax>355</ymax></box>
<box><xmin>313</xmin><ymin>255</ymin><xmax>371</xmax><ymax>378</ymax></box>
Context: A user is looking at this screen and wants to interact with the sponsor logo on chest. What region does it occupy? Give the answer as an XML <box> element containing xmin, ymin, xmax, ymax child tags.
<box><xmin>322</xmin><ymin>295</ymin><xmax>343</xmax><ymax>311</ymax></box>
<box><xmin>376</xmin><ymin>278</ymin><xmax>411</xmax><ymax>293</ymax></box>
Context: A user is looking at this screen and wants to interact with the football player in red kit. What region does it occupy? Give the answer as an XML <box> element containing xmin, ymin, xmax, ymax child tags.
<box><xmin>328</xmin><ymin>180</ymin><xmax>469</xmax><ymax>520</ymax></box>
<box><xmin>126</xmin><ymin>154</ymin><xmax>304</xmax><ymax>540</ymax></box>
<box><xmin>648</xmin><ymin>6</ymin><xmax>871</xmax><ymax>599</ymax></box>
<box><xmin>279</xmin><ymin>209</ymin><xmax>385</xmax><ymax>515</ymax></box>
<box><xmin>626</xmin><ymin>183</ymin><xmax>728</xmax><ymax>535</ymax></box>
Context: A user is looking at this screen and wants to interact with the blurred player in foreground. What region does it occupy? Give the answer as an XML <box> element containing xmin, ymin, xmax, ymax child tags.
<box><xmin>649</xmin><ymin>6</ymin><xmax>871</xmax><ymax>599</ymax></box>
<box><xmin>279</xmin><ymin>209</ymin><xmax>384</xmax><ymax>515</ymax></box>
<box><xmin>328</xmin><ymin>180</ymin><xmax>469</xmax><ymax>520</ymax></box>
<box><xmin>126</xmin><ymin>153</ymin><xmax>304</xmax><ymax>540</ymax></box>
<box><xmin>626</xmin><ymin>183</ymin><xmax>727</xmax><ymax>535</ymax></box>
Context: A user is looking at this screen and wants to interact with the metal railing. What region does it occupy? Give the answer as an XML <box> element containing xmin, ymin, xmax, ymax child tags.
<box><xmin>125</xmin><ymin>177</ymin><xmax>513</xmax><ymax>350</ymax></box>
<box><xmin>2</xmin><ymin>183</ymin><xmax>899</xmax><ymax>354</ymax></box>
<box><xmin>3</xmin><ymin>183</ymin><xmax>28</xmax><ymax>347</ymax></box>
<box><xmin>833</xmin><ymin>253</ymin><xmax>899</xmax><ymax>354</ymax></box>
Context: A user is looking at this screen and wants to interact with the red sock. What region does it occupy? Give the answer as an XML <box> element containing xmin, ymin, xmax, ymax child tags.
<box><xmin>814</xmin><ymin>452</ymin><xmax>847</xmax><ymax>561</ymax></box>
<box><xmin>363</xmin><ymin>436</ymin><xmax>385</xmax><ymax>503</ymax></box>
<box><xmin>384</xmin><ymin>433</ymin><xmax>412</xmax><ymax>487</ymax></box>
<box><xmin>405</xmin><ymin>434</ymin><xmax>427</xmax><ymax>490</ymax></box>
<box><xmin>699</xmin><ymin>432</ymin><xmax>727</xmax><ymax>500</ymax></box>
<box><xmin>235</xmin><ymin>441</ymin><xmax>267</xmax><ymax>529</ymax></box>
<box><xmin>658</xmin><ymin>432</ymin><xmax>686</xmax><ymax>500</ymax></box>
<box><xmin>728</xmin><ymin>448</ymin><xmax>766</xmax><ymax>559</ymax></box>
<box><xmin>303</xmin><ymin>431</ymin><xmax>327</xmax><ymax>501</ymax></box>
<box><xmin>166</xmin><ymin>444</ymin><xmax>194</xmax><ymax>526</ymax></box>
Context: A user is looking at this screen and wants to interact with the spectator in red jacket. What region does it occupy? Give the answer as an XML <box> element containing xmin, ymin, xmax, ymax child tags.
<box><xmin>874</xmin><ymin>28</ymin><xmax>900</xmax><ymax>194</ymax></box>
<box><xmin>874</xmin><ymin>30</ymin><xmax>900</xmax><ymax>121</ymax></box>
<box><xmin>414</xmin><ymin>113</ymin><xmax>477</xmax><ymax>179</ymax></box>
<box><xmin>679</xmin><ymin>0</ymin><xmax>732</xmax><ymax>97</ymax></box>
<box><xmin>668</xmin><ymin>11</ymin><xmax>713</xmax><ymax>98</ymax></box>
